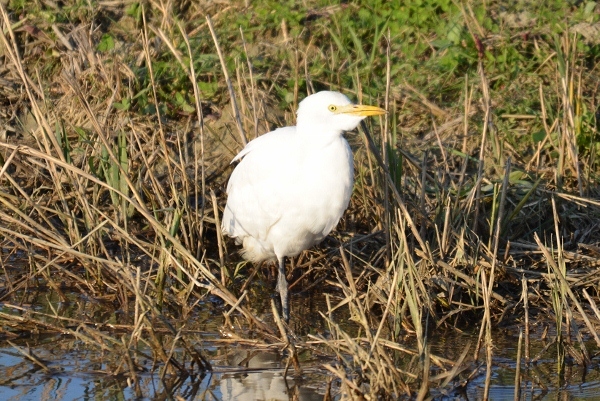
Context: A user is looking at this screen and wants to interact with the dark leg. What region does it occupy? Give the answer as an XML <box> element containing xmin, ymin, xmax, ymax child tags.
<box><xmin>276</xmin><ymin>256</ymin><xmax>289</xmax><ymax>322</ymax></box>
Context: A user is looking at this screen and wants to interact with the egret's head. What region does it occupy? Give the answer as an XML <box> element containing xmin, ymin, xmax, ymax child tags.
<box><xmin>297</xmin><ymin>91</ymin><xmax>386</xmax><ymax>133</ymax></box>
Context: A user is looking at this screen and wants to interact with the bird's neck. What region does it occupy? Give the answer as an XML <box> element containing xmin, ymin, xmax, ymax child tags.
<box><xmin>296</xmin><ymin>122</ymin><xmax>345</xmax><ymax>141</ymax></box>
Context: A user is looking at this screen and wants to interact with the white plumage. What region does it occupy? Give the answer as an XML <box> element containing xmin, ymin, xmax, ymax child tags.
<box><xmin>222</xmin><ymin>91</ymin><xmax>385</xmax><ymax>321</ymax></box>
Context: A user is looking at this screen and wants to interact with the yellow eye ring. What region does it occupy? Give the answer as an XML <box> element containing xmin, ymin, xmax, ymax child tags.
<box><xmin>328</xmin><ymin>105</ymin><xmax>337</xmax><ymax>112</ymax></box>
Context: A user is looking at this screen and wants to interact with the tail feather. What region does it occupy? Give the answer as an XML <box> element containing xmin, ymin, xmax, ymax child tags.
<box><xmin>241</xmin><ymin>236</ymin><xmax>276</xmax><ymax>263</ymax></box>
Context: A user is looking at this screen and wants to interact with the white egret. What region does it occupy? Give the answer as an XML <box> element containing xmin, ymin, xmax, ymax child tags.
<box><xmin>222</xmin><ymin>91</ymin><xmax>386</xmax><ymax>321</ymax></box>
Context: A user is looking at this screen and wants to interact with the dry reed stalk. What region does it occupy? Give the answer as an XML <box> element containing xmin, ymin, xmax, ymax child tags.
<box><xmin>206</xmin><ymin>15</ymin><xmax>247</xmax><ymax>146</ymax></box>
<box><xmin>416</xmin><ymin>345</ymin><xmax>430</xmax><ymax>401</ymax></box>
<box><xmin>512</xmin><ymin>329</ymin><xmax>522</xmax><ymax>400</ymax></box>
<box><xmin>381</xmin><ymin>31</ymin><xmax>392</xmax><ymax>264</ymax></box>
<box><xmin>360</xmin><ymin>121</ymin><xmax>429</xmax><ymax>256</ymax></box>
<box><xmin>141</xmin><ymin>9</ymin><xmax>178</xmax><ymax>210</ymax></box>
<box><xmin>7</xmin><ymin>341</ymin><xmax>50</xmax><ymax>373</ymax></box>
<box><xmin>366</xmin><ymin>251</ymin><xmax>398</xmax><ymax>358</ymax></box>
<box><xmin>437</xmin><ymin>260</ymin><xmax>507</xmax><ymax>304</ymax></box>
<box><xmin>419</xmin><ymin>151</ymin><xmax>428</xmax><ymax>243</ymax></box>
<box><xmin>0</xmin><ymin>142</ymin><xmax>271</xmax><ymax>334</ymax></box>
<box><xmin>479</xmin><ymin>267</ymin><xmax>493</xmax><ymax>401</ymax></box>
<box><xmin>475</xmin><ymin>157</ymin><xmax>512</xmax><ymax>399</ymax></box>
<box><xmin>0</xmin><ymin>9</ymin><xmax>103</xmax><ymax>239</ymax></box>
<box><xmin>1</xmin><ymin>308</ymin><xmax>114</xmax><ymax>351</ymax></box>
<box><xmin>121</xmin><ymin>337</ymin><xmax>142</xmax><ymax>397</ymax></box>
<box><xmin>471</xmin><ymin>60</ymin><xmax>490</xmax><ymax>237</ymax></box>
<box><xmin>435</xmin><ymin>341</ymin><xmax>472</xmax><ymax>388</ymax></box>
<box><xmin>534</xmin><ymin>231</ymin><xmax>600</xmax><ymax>347</ymax></box>
<box><xmin>239</xmin><ymin>27</ymin><xmax>260</xmax><ymax>139</ymax></box>
<box><xmin>556</xmin><ymin>33</ymin><xmax>583</xmax><ymax>195</ymax></box>
<box><xmin>582</xmin><ymin>289</ymin><xmax>600</xmax><ymax>322</ymax></box>
<box><xmin>522</xmin><ymin>276</ymin><xmax>530</xmax><ymax>362</ymax></box>
<box><xmin>210</xmin><ymin>189</ymin><xmax>226</xmax><ymax>274</ymax></box>
<box><xmin>568</xmin><ymin>307</ymin><xmax>590</xmax><ymax>365</ymax></box>
<box><xmin>177</xmin><ymin>21</ymin><xmax>208</xmax><ymax>239</ymax></box>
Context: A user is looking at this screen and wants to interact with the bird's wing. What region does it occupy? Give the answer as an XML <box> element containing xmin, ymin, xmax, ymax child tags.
<box><xmin>230</xmin><ymin>127</ymin><xmax>290</xmax><ymax>164</ymax></box>
<box><xmin>223</xmin><ymin>127</ymin><xmax>297</xmax><ymax>242</ymax></box>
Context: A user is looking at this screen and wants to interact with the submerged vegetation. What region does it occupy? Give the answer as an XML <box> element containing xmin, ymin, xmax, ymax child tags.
<box><xmin>1</xmin><ymin>0</ymin><xmax>600</xmax><ymax>398</ymax></box>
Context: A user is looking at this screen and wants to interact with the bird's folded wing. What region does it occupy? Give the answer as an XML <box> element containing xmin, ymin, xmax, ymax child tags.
<box><xmin>223</xmin><ymin>127</ymin><xmax>298</xmax><ymax>240</ymax></box>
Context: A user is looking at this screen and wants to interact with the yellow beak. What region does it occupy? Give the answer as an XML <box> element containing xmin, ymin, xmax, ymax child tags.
<box><xmin>337</xmin><ymin>104</ymin><xmax>387</xmax><ymax>117</ymax></box>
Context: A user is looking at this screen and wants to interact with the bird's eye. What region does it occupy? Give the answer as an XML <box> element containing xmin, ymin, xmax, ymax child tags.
<box><xmin>328</xmin><ymin>105</ymin><xmax>337</xmax><ymax>112</ymax></box>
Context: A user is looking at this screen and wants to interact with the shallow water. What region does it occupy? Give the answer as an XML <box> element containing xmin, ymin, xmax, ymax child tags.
<box><xmin>0</xmin><ymin>333</ymin><xmax>329</xmax><ymax>400</ymax></box>
<box><xmin>428</xmin><ymin>330</ymin><xmax>600</xmax><ymax>400</ymax></box>
<box><xmin>1</xmin><ymin>291</ymin><xmax>600</xmax><ymax>400</ymax></box>
<box><xmin>2</xmin><ymin>332</ymin><xmax>600</xmax><ymax>400</ymax></box>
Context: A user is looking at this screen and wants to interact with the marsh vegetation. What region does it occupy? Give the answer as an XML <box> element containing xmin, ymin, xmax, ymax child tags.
<box><xmin>1</xmin><ymin>0</ymin><xmax>600</xmax><ymax>399</ymax></box>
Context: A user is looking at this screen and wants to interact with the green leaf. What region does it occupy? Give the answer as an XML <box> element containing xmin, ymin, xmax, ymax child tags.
<box><xmin>532</xmin><ymin>130</ymin><xmax>546</xmax><ymax>143</ymax></box>
<box><xmin>113</xmin><ymin>98</ymin><xmax>131</xmax><ymax>111</ymax></box>
<box><xmin>198</xmin><ymin>81</ymin><xmax>218</xmax><ymax>98</ymax></box>
<box><xmin>118</xmin><ymin>131</ymin><xmax>129</xmax><ymax>198</ymax></box>
<box><xmin>431</xmin><ymin>38</ymin><xmax>453</xmax><ymax>50</ymax></box>
<box><xmin>126</xmin><ymin>2</ymin><xmax>141</xmax><ymax>19</ymax></box>
<box><xmin>508</xmin><ymin>170</ymin><xmax>527</xmax><ymax>183</ymax></box>
<box><xmin>55</xmin><ymin>120</ymin><xmax>71</xmax><ymax>164</ymax></box>
<box><xmin>446</xmin><ymin>19</ymin><xmax>463</xmax><ymax>45</ymax></box>
<box><xmin>97</xmin><ymin>34</ymin><xmax>115</xmax><ymax>52</ymax></box>
<box><xmin>88</xmin><ymin>156</ymin><xmax>98</xmax><ymax>177</ymax></box>
<box><xmin>584</xmin><ymin>1</ymin><xmax>597</xmax><ymax>16</ymax></box>
<box><xmin>74</xmin><ymin>126</ymin><xmax>89</xmax><ymax>141</ymax></box>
